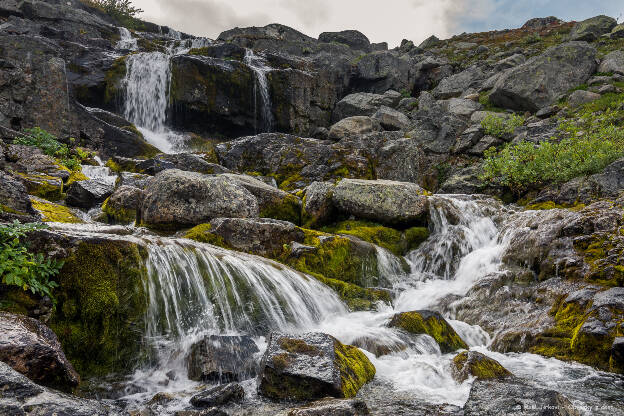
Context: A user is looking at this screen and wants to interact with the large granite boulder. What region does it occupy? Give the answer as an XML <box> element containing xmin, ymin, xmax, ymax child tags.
<box><xmin>303</xmin><ymin>181</ymin><xmax>336</xmax><ymax>227</ymax></box>
<box><xmin>388</xmin><ymin>310</ymin><xmax>468</xmax><ymax>353</ymax></box>
<box><xmin>141</xmin><ymin>170</ymin><xmax>259</xmax><ymax>229</ymax></box>
<box><xmin>372</xmin><ymin>106</ymin><xmax>411</xmax><ymax>131</ymax></box>
<box><xmin>433</xmin><ymin>65</ymin><xmax>489</xmax><ymax>99</ymax></box>
<box><xmin>332</xmin><ymin>179</ymin><xmax>428</xmax><ymax>226</ymax></box>
<box><xmin>569</xmin><ymin>15</ymin><xmax>617</xmax><ymax>41</ymax></box>
<box><xmin>66</xmin><ymin>178</ymin><xmax>115</xmax><ymax>209</ymax></box>
<box><xmin>333</xmin><ymin>92</ymin><xmax>398</xmax><ymax>121</ymax></box>
<box><xmin>186</xmin><ymin>335</ymin><xmax>259</xmax><ymax>382</ymax></box>
<box><xmin>489</xmin><ymin>42</ymin><xmax>597</xmax><ymax>112</ymax></box>
<box><xmin>190</xmin><ymin>383</ymin><xmax>245</xmax><ymax>408</ymax></box>
<box><xmin>0</xmin><ymin>312</ymin><xmax>79</xmax><ymax>391</ymax></box>
<box><xmin>319</xmin><ymin>30</ymin><xmax>371</xmax><ymax>52</ymax></box>
<box><xmin>258</xmin><ymin>332</ymin><xmax>375</xmax><ymax>401</ymax></box>
<box><xmin>328</xmin><ymin>116</ymin><xmax>381</xmax><ymax>140</ymax></box>
<box><xmin>598</xmin><ymin>50</ymin><xmax>624</xmax><ymax>75</ymax></box>
<box><xmin>101</xmin><ymin>185</ymin><xmax>144</xmax><ymax>224</ymax></box>
<box><xmin>352</xmin><ymin>51</ymin><xmax>411</xmax><ymax>94</ymax></box>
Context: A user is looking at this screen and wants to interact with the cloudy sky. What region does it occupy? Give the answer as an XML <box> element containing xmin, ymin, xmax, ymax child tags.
<box><xmin>133</xmin><ymin>0</ymin><xmax>623</xmax><ymax>47</ymax></box>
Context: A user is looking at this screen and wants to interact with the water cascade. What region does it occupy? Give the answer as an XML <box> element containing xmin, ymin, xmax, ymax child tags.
<box><xmin>116</xmin><ymin>27</ymin><xmax>137</xmax><ymax>51</ymax></box>
<box><xmin>244</xmin><ymin>49</ymin><xmax>274</xmax><ymax>133</ymax></box>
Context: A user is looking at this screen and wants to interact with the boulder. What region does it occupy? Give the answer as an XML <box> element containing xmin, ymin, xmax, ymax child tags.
<box><xmin>451</xmin><ymin>351</ymin><xmax>512</xmax><ymax>382</ymax></box>
<box><xmin>388</xmin><ymin>310</ymin><xmax>468</xmax><ymax>353</ymax></box>
<box><xmin>186</xmin><ymin>335</ymin><xmax>259</xmax><ymax>382</ymax></box>
<box><xmin>151</xmin><ymin>153</ymin><xmax>225</xmax><ymax>175</ymax></box>
<box><xmin>372</xmin><ymin>106</ymin><xmax>411</xmax><ymax>131</ymax></box>
<box><xmin>66</xmin><ymin>178</ymin><xmax>115</xmax><ymax>209</ymax></box>
<box><xmin>0</xmin><ymin>312</ymin><xmax>79</xmax><ymax>391</ymax></box>
<box><xmin>445</xmin><ymin>98</ymin><xmax>483</xmax><ymax>118</ymax></box>
<box><xmin>328</xmin><ymin>116</ymin><xmax>381</xmax><ymax>140</ymax></box>
<box><xmin>318</xmin><ymin>30</ymin><xmax>371</xmax><ymax>52</ymax></box>
<box><xmin>568</xmin><ymin>90</ymin><xmax>601</xmax><ymax>107</ymax></box>
<box><xmin>333</xmin><ymin>92</ymin><xmax>397</xmax><ymax>121</ymax></box>
<box><xmin>374</xmin><ymin>138</ymin><xmax>431</xmax><ymax>186</ymax></box>
<box><xmin>419</xmin><ymin>35</ymin><xmax>440</xmax><ymax>49</ymax></box>
<box><xmin>433</xmin><ymin>66</ymin><xmax>489</xmax><ymax>99</ymax></box>
<box><xmin>611</xmin><ymin>24</ymin><xmax>624</xmax><ymax>39</ymax></box>
<box><xmin>303</xmin><ymin>181</ymin><xmax>336</xmax><ymax>227</ymax></box>
<box><xmin>209</xmin><ymin>217</ymin><xmax>305</xmax><ymax>257</ymax></box>
<box><xmin>118</xmin><ymin>172</ymin><xmax>153</xmax><ymax>189</ymax></box>
<box><xmin>17</xmin><ymin>172</ymin><xmax>64</xmax><ymax>201</ymax></box>
<box><xmin>521</xmin><ymin>16</ymin><xmax>562</xmax><ymax>30</ymax></box>
<box><xmin>332</xmin><ymin>179</ymin><xmax>428</xmax><ymax>226</ymax></box>
<box><xmin>464</xmin><ymin>379</ymin><xmax>580</xmax><ymax>416</ymax></box>
<box><xmin>612</xmin><ymin>337</ymin><xmax>624</xmax><ymax>373</ymax></box>
<box><xmin>190</xmin><ymin>383</ymin><xmax>244</xmax><ymax>408</ymax></box>
<box><xmin>102</xmin><ymin>185</ymin><xmax>144</xmax><ymax>224</ymax></box>
<box><xmin>0</xmin><ymin>171</ymin><xmax>37</xmax><ymax>220</ymax></box>
<box><xmin>569</xmin><ymin>15</ymin><xmax>617</xmax><ymax>41</ymax></box>
<box><xmin>141</xmin><ymin>170</ymin><xmax>259</xmax><ymax>229</ymax></box>
<box><xmin>353</xmin><ymin>51</ymin><xmax>411</xmax><ymax>94</ymax></box>
<box><xmin>489</xmin><ymin>42</ymin><xmax>597</xmax><ymax>112</ymax></box>
<box><xmin>598</xmin><ymin>50</ymin><xmax>624</xmax><ymax>75</ymax></box>
<box><xmin>258</xmin><ymin>332</ymin><xmax>375</xmax><ymax>400</ymax></box>
<box><xmin>0</xmin><ymin>361</ymin><xmax>121</xmax><ymax>415</ymax></box>
<box><xmin>288</xmin><ymin>398</ymin><xmax>371</xmax><ymax>416</ymax></box>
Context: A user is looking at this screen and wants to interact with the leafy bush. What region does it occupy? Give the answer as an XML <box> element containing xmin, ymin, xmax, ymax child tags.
<box><xmin>0</xmin><ymin>221</ymin><xmax>63</xmax><ymax>303</ymax></box>
<box><xmin>482</xmin><ymin>102</ymin><xmax>624</xmax><ymax>193</ymax></box>
<box><xmin>13</xmin><ymin>127</ymin><xmax>83</xmax><ymax>171</ymax></box>
<box><xmin>84</xmin><ymin>0</ymin><xmax>143</xmax><ymax>18</ymax></box>
<box><xmin>480</xmin><ymin>114</ymin><xmax>525</xmax><ymax>138</ymax></box>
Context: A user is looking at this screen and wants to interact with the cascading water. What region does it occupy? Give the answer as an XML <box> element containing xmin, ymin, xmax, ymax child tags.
<box><xmin>244</xmin><ymin>49</ymin><xmax>274</xmax><ymax>133</ymax></box>
<box><xmin>116</xmin><ymin>27</ymin><xmax>137</xmax><ymax>51</ymax></box>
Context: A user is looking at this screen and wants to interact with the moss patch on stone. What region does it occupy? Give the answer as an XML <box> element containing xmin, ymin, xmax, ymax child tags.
<box><xmin>104</xmin><ymin>56</ymin><xmax>127</xmax><ymax>104</ymax></box>
<box><xmin>452</xmin><ymin>351</ymin><xmax>512</xmax><ymax>382</ymax></box>
<box><xmin>15</xmin><ymin>172</ymin><xmax>64</xmax><ymax>201</ymax></box>
<box><xmin>31</xmin><ymin>198</ymin><xmax>83</xmax><ymax>223</ymax></box>
<box><xmin>333</xmin><ymin>340</ymin><xmax>376</xmax><ymax>398</ymax></box>
<box><xmin>389</xmin><ymin>310</ymin><xmax>468</xmax><ymax>353</ymax></box>
<box><xmin>101</xmin><ymin>197</ymin><xmax>136</xmax><ymax>224</ymax></box>
<box><xmin>260</xmin><ymin>194</ymin><xmax>302</xmax><ymax>225</ymax></box>
<box><xmin>183</xmin><ymin>224</ymin><xmax>230</xmax><ymax>249</ymax></box>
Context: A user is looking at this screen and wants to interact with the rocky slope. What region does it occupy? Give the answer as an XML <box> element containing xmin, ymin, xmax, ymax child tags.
<box><xmin>1</xmin><ymin>1</ymin><xmax>624</xmax><ymax>415</ymax></box>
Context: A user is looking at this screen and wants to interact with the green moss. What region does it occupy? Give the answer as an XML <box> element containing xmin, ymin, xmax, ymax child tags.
<box><xmin>104</xmin><ymin>56</ymin><xmax>127</xmax><ymax>104</ymax></box>
<box><xmin>574</xmin><ymin>233</ymin><xmax>624</xmax><ymax>287</ymax></box>
<box><xmin>452</xmin><ymin>351</ymin><xmax>512</xmax><ymax>382</ymax></box>
<box><xmin>105</xmin><ymin>159</ymin><xmax>123</xmax><ymax>173</ymax></box>
<box><xmin>49</xmin><ymin>241</ymin><xmax>149</xmax><ymax>377</ymax></box>
<box><xmin>389</xmin><ymin>311</ymin><xmax>468</xmax><ymax>353</ymax></box>
<box><xmin>101</xmin><ymin>197</ymin><xmax>136</xmax><ymax>224</ymax></box>
<box><xmin>15</xmin><ymin>172</ymin><xmax>64</xmax><ymax>201</ymax></box>
<box><xmin>259</xmin><ymin>194</ymin><xmax>302</xmax><ymax>225</ymax></box>
<box><xmin>333</xmin><ymin>340</ymin><xmax>376</xmax><ymax>398</ymax></box>
<box><xmin>0</xmin><ymin>287</ymin><xmax>39</xmax><ymax>314</ymax></box>
<box><xmin>183</xmin><ymin>224</ymin><xmax>230</xmax><ymax>249</ymax></box>
<box><xmin>31</xmin><ymin>198</ymin><xmax>83</xmax><ymax>224</ymax></box>
<box><xmin>280</xmin><ymin>338</ymin><xmax>321</xmax><ymax>355</ymax></box>
<box><xmin>66</xmin><ymin>170</ymin><xmax>88</xmax><ymax>186</ymax></box>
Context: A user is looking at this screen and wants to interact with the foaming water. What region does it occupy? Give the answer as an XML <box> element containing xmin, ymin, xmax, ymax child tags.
<box><xmin>116</xmin><ymin>27</ymin><xmax>137</xmax><ymax>51</ymax></box>
<box><xmin>244</xmin><ymin>49</ymin><xmax>274</xmax><ymax>133</ymax></box>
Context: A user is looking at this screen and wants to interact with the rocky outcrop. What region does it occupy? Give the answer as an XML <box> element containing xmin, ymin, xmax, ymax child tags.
<box><xmin>141</xmin><ymin>170</ymin><xmax>259</xmax><ymax>229</ymax></box>
<box><xmin>388</xmin><ymin>310</ymin><xmax>468</xmax><ymax>353</ymax></box>
<box><xmin>186</xmin><ymin>335</ymin><xmax>259</xmax><ymax>382</ymax></box>
<box><xmin>333</xmin><ymin>92</ymin><xmax>399</xmax><ymax>121</ymax></box>
<box><xmin>451</xmin><ymin>351</ymin><xmax>512</xmax><ymax>382</ymax></box>
<box><xmin>258</xmin><ymin>332</ymin><xmax>375</xmax><ymax>400</ymax></box>
<box><xmin>319</xmin><ymin>30</ymin><xmax>371</xmax><ymax>52</ymax></box>
<box><xmin>569</xmin><ymin>15</ymin><xmax>617</xmax><ymax>41</ymax></box>
<box><xmin>0</xmin><ymin>312</ymin><xmax>79</xmax><ymax>391</ymax></box>
<box><xmin>489</xmin><ymin>42</ymin><xmax>597</xmax><ymax>111</ymax></box>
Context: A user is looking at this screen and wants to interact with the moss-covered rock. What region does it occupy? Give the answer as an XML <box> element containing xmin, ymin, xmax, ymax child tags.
<box><xmin>452</xmin><ymin>351</ymin><xmax>512</xmax><ymax>382</ymax></box>
<box><xmin>104</xmin><ymin>56</ymin><xmax>127</xmax><ymax>105</ymax></box>
<box><xmin>389</xmin><ymin>310</ymin><xmax>468</xmax><ymax>353</ymax></box>
<box><xmin>183</xmin><ymin>224</ymin><xmax>230</xmax><ymax>249</ymax></box>
<box><xmin>101</xmin><ymin>185</ymin><xmax>144</xmax><ymax>224</ymax></box>
<box><xmin>49</xmin><ymin>240</ymin><xmax>149</xmax><ymax>377</ymax></box>
<box><xmin>258</xmin><ymin>332</ymin><xmax>375</xmax><ymax>401</ymax></box>
<box><xmin>259</xmin><ymin>193</ymin><xmax>302</xmax><ymax>225</ymax></box>
<box><xmin>16</xmin><ymin>172</ymin><xmax>64</xmax><ymax>201</ymax></box>
<box><xmin>30</xmin><ymin>197</ymin><xmax>83</xmax><ymax>223</ymax></box>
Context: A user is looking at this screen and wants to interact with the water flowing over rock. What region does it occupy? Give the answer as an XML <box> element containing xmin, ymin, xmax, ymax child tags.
<box><xmin>186</xmin><ymin>335</ymin><xmax>259</xmax><ymax>382</ymax></box>
<box><xmin>244</xmin><ymin>49</ymin><xmax>275</xmax><ymax>133</ymax></box>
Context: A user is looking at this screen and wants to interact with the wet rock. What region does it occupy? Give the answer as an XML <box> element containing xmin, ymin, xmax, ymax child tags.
<box><xmin>148</xmin><ymin>391</ymin><xmax>175</xmax><ymax>406</ymax></box>
<box><xmin>598</xmin><ymin>50</ymin><xmax>624</xmax><ymax>75</ymax></box>
<box><xmin>490</xmin><ymin>42</ymin><xmax>596</xmax><ymax>112</ymax></box>
<box><xmin>186</xmin><ymin>335</ymin><xmax>259</xmax><ymax>382</ymax></box>
<box><xmin>0</xmin><ymin>312</ymin><xmax>79</xmax><ymax>391</ymax></box>
<box><xmin>258</xmin><ymin>332</ymin><xmax>375</xmax><ymax>400</ymax></box>
<box><xmin>569</xmin><ymin>15</ymin><xmax>617</xmax><ymax>41</ymax></box>
<box><xmin>568</xmin><ymin>90</ymin><xmax>600</xmax><ymax>107</ymax></box>
<box><xmin>328</xmin><ymin>116</ymin><xmax>382</xmax><ymax>140</ymax></box>
<box><xmin>174</xmin><ymin>410</ymin><xmax>228</xmax><ymax>416</ymax></box>
<box><xmin>319</xmin><ymin>30</ymin><xmax>371</xmax><ymax>52</ymax></box>
<box><xmin>372</xmin><ymin>106</ymin><xmax>410</xmax><ymax>131</ymax></box>
<box><xmin>141</xmin><ymin>170</ymin><xmax>259</xmax><ymax>229</ymax></box>
<box><xmin>611</xmin><ymin>337</ymin><xmax>624</xmax><ymax>373</ymax></box>
<box><xmin>0</xmin><ymin>361</ymin><xmax>120</xmax><ymax>415</ymax></box>
<box><xmin>102</xmin><ymin>185</ymin><xmax>144</xmax><ymax>224</ymax></box>
<box><xmin>210</xmin><ymin>217</ymin><xmax>304</xmax><ymax>257</ymax></box>
<box><xmin>18</xmin><ymin>172</ymin><xmax>64</xmax><ymax>201</ymax></box>
<box><xmin>65</xmin><ymin>178</ymin><xmax>115</xmax><ymax>209</ymax></box>
<box><xmin>288</xmin><ymin>398</ymin><xmax>371</xmax><ymax>416</ymax></box>
<box><xmin>0</xmin><ymin>170</ymin><xmax>37</xmax><ymax>220</ymax></box>
<box><xmin>333</xmin><ymin>92</ymin><xmax>398</xmax><ymax>120</ymax></box>
<box><xmin>332</xmin><ymin>179</ymin><xmax>428</xmax><ymax>227</ymax></box>
<box><xmin>451</xmin><ymin>351</ymin><xmax>512</xmax><ymax>382</ymax></box>
<box><xmin>463</xmin><ymin>378</ymin><xmax>580</xmax><ymax>416</ymax></box>
<box><xmin>190</xmin><ymin>383</ymin><xmax>244</xmax><ymax>408</ymax></box>
<box><xmin>303</xmin><ymin>181</ymin><xmax>336</xmax><ymax>227</ymax></box>
<box><xmin>388</xmin><ymin>310</ymin><xmax>468</xmax><ymax>353</ymax></box>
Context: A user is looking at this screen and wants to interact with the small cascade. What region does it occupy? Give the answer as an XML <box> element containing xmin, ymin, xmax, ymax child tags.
<box><xmin>244</xmin><ymin>49</ymin><xmax>274</xmax><ymax>133</ymax></box>
<box><xmin>116</xmin><ymin>27</ymin><xmax>137</xmax><ymax>51</ymax></box>
<box><xmin>81</xmin><ymin>164</ymin><xmax>116</xmax><ymax>186</ymax></box>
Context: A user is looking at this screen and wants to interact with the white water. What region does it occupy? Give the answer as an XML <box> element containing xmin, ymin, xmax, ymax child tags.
<box><xmin>116</xmin><ymin>27</ymin><xmax>137</xmax><ymax>51</ymax></box>
<box><xmin>244</xmin><ymin>49</ymin><xmax>274</xmax><ymax>133</ymax></box>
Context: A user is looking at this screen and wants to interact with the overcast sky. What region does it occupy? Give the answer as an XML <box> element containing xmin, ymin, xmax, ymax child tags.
<box><xmin>133</xmin><ymin>0</ymin><xmax>623</xmax><ymax>47</ymax></box>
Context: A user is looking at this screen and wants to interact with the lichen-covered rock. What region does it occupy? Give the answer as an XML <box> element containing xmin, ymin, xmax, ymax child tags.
<box><xmin>30</xmin><ymin>197</ymin><xmax>83</xmax><ymax>223</ymax></box>
<box><xmin>288</xmin><ymin>398</ymin><xmax>371</xmax><ymax>416</ymax></box>
<box><xmin>141</xmin><ymin>170</ymin><xmax>259</xmax><ymax>229</ymax></box>
<box><xmin>333</xmin><ymin>92</ymin><xmax>397</xmax><ymax>121</ymax></box>
<box><xmin>118</xmin><ymin>172</ymin><xmax>153</xmax><ymax>189</ymax></box>
<box><xmin>102</xmin><ymin>185</ymin><xmax>144</xmax><ymax>224</ymax></box>
<box><xmin>319</xmin><ymin>30</ymin><xmax>371</xmax><ymax>52</ymax></box>
<box><xmin>490</xmin><ymin>42</ymin><xmax>597</xmax><ymax>112</ymax></box>
<box><xmin>372</xmin><ymin>106</ymin><xmax>410</xmax><ymax>131</ymax></box>
<box><xmin>451</xmin><ymin>351</ymin><xmax>512</xmax><ymax>382</ymax></box>
<box><xmin>611</xmin><ymin>24</ymin><xmax>624</xmax><ymax>39</ymax></box>
<box><xmin>464</xmin><ymin>379</ymin><xmax>580</xmax><ymax>416</ymax></box>
<box><xmin>258</xmin><ymin>332</ymin><xmax>375</xmax><ymax>401</ymax></box>
<box><xmin>0</xmin><ymin>361</ymin><xmax>122</xmax><ymax>416</ymax></box>
<box><xmin>0</xmin><ymin>312</ymin><xmax>79</xmax><ymax>391</ymax></box>
<box><xmin>0</xmin><ymin>171</ymin><xmax>38</xmax><ymax>220</ymax></box>
<box><xmin>329</xmin><ymin>116</ymin><xmax>381</xmax><ymax>140</ymax></box>
<box><xmin>209</xmin><ymin>217</ymin><xmax>305</xmax><ymax>257</ymax></box>
<box><xmin>569</xmin><ymin>15</ymin><xmax>617</xmax><ymax>41</ymax></box>
<box><xmin>190</xmin><ymin>383</ymin><xmax>244</xmax><ymax>408</ymax></box>
<box><xmin>66</xmin><ymin>178</ymin><xmax>115</xmax><ymax>209</ymax></box>
<box><xmin>388</xmin><ymin>310</ymin><xmax>468</xmax><ymax>353</ymax></box>
<box><xmin>16</xmin><ymin>172</ymin><xmax>64</xmax><ymax>201</ymax></box>
<box><xmin>568</xmin><ymin>90</ymin><xmax>600</xmax><ymax>107</ymax></box>
<box><xmin>433</xmin><ymin>65</ymin><xmax>490</xmax><ymax>99</ymax></box>
<box><xmin>186</xmin><ymin>335</ymin><xmax>259</xmax><ymax>382</ymax></box>
<box><xmin>303</xmin><ymin>181</ymin><xmax>336</xmax><ymax>227</ymax></box>
<box><xmin>598</xmin><ymin>50</ymin><xmax>624</xmax><ymax>75</ymax></box>
<box><xmin>332</xmin><ymin>179</ymin><xmax>428</xmax><ymax>227</ymax></box>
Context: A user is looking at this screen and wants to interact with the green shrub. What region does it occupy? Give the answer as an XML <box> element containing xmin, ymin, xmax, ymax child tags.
<box><xmin>83</xmin><ymin>0</ymin><xmax>142</xmax><ymax>18</ymax></box>
<box><xmin>524</xmin><ymin>33</ymin><xmax>542</xmax><ymax>44</ymax></box>
<box><xmin>0</xmin><ymin>221</ymin><xmax>63</xmax><ymax>304</ymax></box>
<box><xmin>480</xmin><ymin>114</ymin><xmax>525</xmax><ymax>138</ymax></box>
<box><xmin>13</xmin><ymin>127</ymin><xmax>83</xmax><ymax>171</ymax></box>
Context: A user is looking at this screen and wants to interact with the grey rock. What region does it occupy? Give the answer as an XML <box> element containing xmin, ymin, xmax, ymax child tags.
<box><xmin>332</xmin><ymin>179</ymin><xmax>428</xmax><ymax>226</ymax></box>
<box><xmin>494</xmin><ymin>53</ymin><xmax>526</xmax><ymax>71</ymax></box>
<box><xmin>102</xmin><ymin>185</ymin><xmax>144</xmax><ymax>223</ymax></box>
<box><xmin>190</xmin><ymin>383</ymin><xmax>244</xmax><ymax>408</ymax></box>
<box><xmin>469</xmin><ymin>135</ymin><xmax>503</xmax><ymax>156</ymax></box>
<box><xmin>490</xmin><ymin>42</ymin><xmax>597</xmax><ymax>112</ymax></box>
<box><xmin>597</xmin><ymin>84</ymin><xmax>619</xmax><ymax>94</ymax></box>
<box><xmin>433</xmin><ymin>66</ymin><xmax>489</xmax><ymax>99</ymax></box>
<box><xmin>333</xmin><ymin>92</ymin><xmax>397</xmax><ymax>121</ymax></box>
<box><xmin>419</xmin><ymin>35</ymin><xmax>440</xmax><ymax>49</ymax></box>
<box><xmin>598</xmin><ymin>50</ymin><xmax>624</xmax><ymax>75</ymax></box>
<box><xmin>353</xmin><ymin>51</ymin><xmax>411</xmax><ymax>93</ymax></box>
<box><xmin>444</xmin><ymin>98</ymin><xmax>483</xmax><ymax>118</ymax></box>
<box><xmin>535</xmin><ymin>105</ymin><xmax>559</xmax><ymax>118</ymax></box>
<box><xmin>186</xmin><ymin>335</ymin><xmax>259</xmax><ymax>382</ymax></box>
<box><xmin>439</xmin><ymin>165</ymin><xmax>485</xmax><ymax>194</ymax></box>
<box><xmin>522</xmin><ymin>16</ymin><xmax>562</xmax><ymax>30</ymax></box>
<box><xmin>569</xmin><ymin>15</ymin><xmax>617</xmax><ymax>41</ymax></box>
<box><xmin>0</xmin><ymin>171</ymin><xmax>37</xmax><ymax>220</ymax></box>
<box><xmin>375</xmin><ymin>138</ymin><xmax>429</xmax><ymax>185</ymax></box>
<box><xmin>372</xmin><ymin>106</ymin><xmax>411</xmax><ymax>130</ymax></box>
<box><xmin>289</xmin><ymin>242</ymin><xmax>317</xmax><ymax>257</ymax></box>
<box><xmin>398</xmin><ymin>97</ymin><xmax>419</xmax><ymax>112</ymax></box>
<box><xmin>568</xmin><ymin>90</ymin><xmax>601</xmax><ymax>107</ymax></box>
<box><xmin>591</xmin><ymin>287</ymin><xmax>624</xmax><ymax>311</ymax></box>
<box><xmin>288</xmin><ymin>398</ymin><xmax>371</xmax><ymax>416</ymax></box>
<box><xmin>141</xmin><ymin>170</ymin><xmax>259</xmax><ymax>228</ymax></box>
<box><xmin>318</xmin><ymin>30</ymin><xmax>371</xmax><ymax>52</ymax></box>
<box><xmin>303</xmin><ymin>181</ymin><xmax>336</xmax><ymax>226</ymax></box>
<box><xmin>329</xmin><ymin>116</ymin><xmax>382</xmax><ymax>140</ymax></box>
<box><xmin>611</xmin><ymin>24</ymin><xmax>624</xmax><ymax>39</ymax></box>
<box><xmin>119</xmin><ymin>172</ymin><xmax>153</xmax><ymax>189</ymax></box>
<box><xmin>66</xmin><ymin>178</ymin><xmax>115</xmax><ymax>209</ymax></box>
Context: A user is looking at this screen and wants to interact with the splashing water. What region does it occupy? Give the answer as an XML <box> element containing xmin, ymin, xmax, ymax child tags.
<box><xmin>244</xmin><ymin>49</ymin><xmax>274</xmax><ymax>133</ymax></box>
<box><xmin>116</xmin><ymin>27</ymin><xmax>137</xmax><ymax>51</ymax></box>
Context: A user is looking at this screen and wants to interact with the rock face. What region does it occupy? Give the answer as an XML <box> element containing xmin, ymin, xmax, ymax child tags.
<box><xmin>288</xmin><ymin>398</ymin><xmax>371</xmax><ymax>416</ymax></box>
<box><xmin>186</xmin><ymin>335</ymin><xmax>260</xmax><ymax>382</ymax></box>
<box><xmin>0</xmin><ymin>312</ymin><xmax>79</xmax><ymax>391</ymax></box>
<box><xmin>0</xmin><ymin>361</ymin><xmax>121</xmax><ymax>416</ymax></box>
<box><xmin>210</xmin><ymin>217</ymin><xmax>305</xmax><ymax>257</ymax></box>
<box><xmin>490</xmin><ymin>42</ymin><xmax>597</xmax><ymax>111</ymax></box>
<box><xmin>66</xmin><ymin>178</ymin><xmax>115</xmax><ymax>209</ymax></box>
<box><xmin>333</xmin><ymin>92</ymin><xmax>398</xmax><ymax>121</ymax></box>
<box><xmin>464</xmin><ymin>379</ymin><xmax>580</xmax><ymax>416</ymax></box>
<box><xmin>332</xmin><ymin>179</ymin><xmax>428</xmax><ymax>226</ymax></box>
<box><xmin>258</xmin><ymin>332</ymin><xmax>375</xmax><ymax>401</ymax></box>
<box><xmin>451</xmin><ymin>351</ymin><xmax>512</xmax><ymax>382</ymax></box>
<box><xmin>389</xmin><ymin>310</ymin><xmax>468</xmax><ymax>353</ymax></box>
<box><xmin>190</xmin><ymin>383</ymin><xmax>245</xmax><ymax>408</ymax></box>
<box><xmin>141</xmin><ymin>170</ymin><xmax>259</xmax><ymax>228</ymax></box>
<box><xmin>569</xmin><ymin>15</ymin><xmax>617</xmax><ymax>41</ymax></box>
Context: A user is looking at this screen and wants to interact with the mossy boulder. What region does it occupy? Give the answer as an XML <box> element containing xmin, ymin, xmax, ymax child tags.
<box><xmin>16</xmin><ymin>172</ymin><xmax>64</xmax><ymax>201</ymax></box>
<box><xmin>183</xmin><ymin>224</ymin><xmax>230</xmax><ymax>248</ymax></box>
<box><xmin>104</xmin><ymin>56</ymin><xmax>127</xmax><ymax>105</ymax></box>
<box><xmin>258</xmin><ymin>332</ymin><xmax>375</xmax><ymax>401</ymax></box>
<box><xmin>49</xmin><ymin>240</ymin><xmax>149</xmax><ymax>377</ymax></box>
<box><xmin>101</xmin><ymin>185</ymin><xmax>144</xmax><ymax>224</ymax></box>
<box><xmin>302</xmin><ymin>181</ymin><xmax>335</xmax><ymax>228</ymax></box>
<box><xmin>569</xmin><ymin>15</ymin><xmax>617</xmax><ymax>41</ymax></box>
<box><xmin>30</xmin><ymin>197</ymin><xmax>83</xmax><ymax>224</ymax></box>
<box><xmin>0</xmin><ymin>171</ymin><xmax>39</xmax><ymax>220</ymax></box>
<box><xmin>452</xmin><ymin>351</ymin><xmax>512</xmax><ymax>382</ymax></box>
<box><xmin>389</xmin><ymin>310</ymin><xmax>468</xmax><ymax>353</ymax></box>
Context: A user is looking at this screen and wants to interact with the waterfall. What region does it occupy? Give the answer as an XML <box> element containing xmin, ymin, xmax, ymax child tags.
<box><xmin>116</xmin><ymin>27</ymin><xmax>137</xmax><ymax>51</ymax></box>
<box><xmin>244</xmin><ymin>49</ymin><xmax>274</xmax><ymax>133</ymax></box>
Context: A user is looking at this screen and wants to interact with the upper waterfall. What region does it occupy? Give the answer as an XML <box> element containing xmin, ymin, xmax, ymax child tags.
<box><xmin>244</xmin><ymin>49</ymin><xmax>274</xmax><ymax>134</ymax></box>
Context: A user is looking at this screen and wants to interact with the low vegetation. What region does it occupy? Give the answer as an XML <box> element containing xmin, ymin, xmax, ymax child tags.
<box><xmin>14</xmin><ymin>127</ymin><xmax>91</xmax><ymax>171</ymax></box>
<box><xmin>480</xmin><ymin>113</ymin><xmax>525</xmax><ymax>138</ymax></box>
